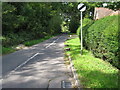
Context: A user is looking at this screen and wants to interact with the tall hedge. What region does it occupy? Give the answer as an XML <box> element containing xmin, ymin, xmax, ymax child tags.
<box><xmin>84</xmin><ymin>15</ymin><xmax>119</xmax><ymax>69</ymax></box>
<box><xmin>77</xmin><ymin>18</ymin><xmax>94</xmax><ymax>49</ymax></box>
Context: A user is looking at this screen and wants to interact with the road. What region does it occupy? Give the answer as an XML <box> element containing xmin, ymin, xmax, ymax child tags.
<box><xmin>2</xmin><ymin>34</ymin><xmax>73</xmax><ymax>88</ymax></box>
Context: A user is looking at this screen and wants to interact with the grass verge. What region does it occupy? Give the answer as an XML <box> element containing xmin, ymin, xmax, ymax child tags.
<box><xmin>2</xmin><ymin>35</ymin><xmax>55</xmax><ymax>55</ymax></box>
<box><xmin>24</xmin><ymin>35</ymin><xmax>54</xmax><ymax>46</ymax></box>
<box><xmin>2</xmin><ymin>47</ymin><xmax>15</xmax><ymax>55</ymax></box>
<box><xmin>64</xmin><ymin>37</ymin><xmax>119</xmax><ymax>88</ymax></box>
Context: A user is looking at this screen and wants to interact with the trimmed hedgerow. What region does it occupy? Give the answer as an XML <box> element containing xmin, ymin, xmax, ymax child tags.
<box><xmin>77</xmin><ymin>18</ymin><xmax>94</xmax><ymax>49</ymax></box>
<box><xmin>77</xmin><ymin>18</ymin><xmax>94</xmax><ymax>36</ymax></box>
<box><xmin>84</xmin><ymin>15</ymin><xmax>119</xmax><ymax>69</ymax></box>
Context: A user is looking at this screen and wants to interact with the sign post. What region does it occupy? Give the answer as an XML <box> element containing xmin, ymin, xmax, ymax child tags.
<box><xmin>77</xmin><ymin>3</ymin><xmax>86</xmax><ymax>55</ymax></box>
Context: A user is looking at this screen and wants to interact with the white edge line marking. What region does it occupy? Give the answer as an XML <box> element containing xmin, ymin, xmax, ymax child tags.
<box><xmin>45</xmin><ymin>36</ymin><xmax>61</xmax><ymax>48</ymax></box>
<box><xmin>14</xmin><ymin>53</ymin><xmax>40</xmax><ymax>71</ymax></box>
<box><xmin>3</xmin><ymin>53</ymin><xmax>40</xmax><ymax>79</ymax></box>
<box><xmin>3</xmin><ymin>36</ymin><xmax>61</xmax><ymax>79</ymax></box>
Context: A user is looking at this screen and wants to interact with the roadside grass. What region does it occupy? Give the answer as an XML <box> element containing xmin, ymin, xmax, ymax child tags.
<box><xmin>24</xmin><ymin>35</ymin><xmax>53</xmax><ymax>46</ymax></box>
<box><xmin>2</xmin><ymin>47</ymin><xmax>15</xmax><ymax>55</ymax></box>
<box><xmin>2</xmin><ymin>35</ymin><xmax>56</xmax><ymax>55</ymax></box>
<box><xmin>64</xmin><ymin>37</ymin><xmax>119</xmax><ymax>88</ymax></box>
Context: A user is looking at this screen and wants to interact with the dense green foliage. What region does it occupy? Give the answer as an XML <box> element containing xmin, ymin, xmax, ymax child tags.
<box><xmin>2</xmin><ymin>2</ymin><xmax>63</xmax><ymax>47</ymax></box>
<box><xmin>77</xmin><ymin>18</ymin><xmax>94</xmax><ymax>36</ymax></box>
<box><xmin>77</xmin><ymin>18</ymin><xmax>94</xmax><ymax>50</ymax></box>
<box><xmin>69</xmin><ymin>17</ymin><xmax>79</xmax><ymax>33</ymax></box>
<box><xmin>65</xmin><ymin>37</ymin><xmax>118</xmax><ymax>88</ymax></box>
<box><xmin>82</xmin><ymin>15</ymin><xmax>119</xmax><ymax>69</ymax></box>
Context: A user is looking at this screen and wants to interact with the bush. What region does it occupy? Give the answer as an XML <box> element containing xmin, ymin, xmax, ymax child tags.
<box><xmin>84</xmin><ymin>15</ymin><xmax>119</xmax><ymax>69</ymax></box>
<box><xmin>48</xmin><ymin>15</ymin><xmax>62</xmax><ymax>34</ymax></box>
<box><xmin>77</xmin><ymin>18</ymin><xmax>94</xmax><ymax>49</ymax></box>
<box><xmin>77</xmin><ymin>18</ymin><xmax>94</xmax><ymax>36</ymax></box>
<box><xmin>2</xmin><ymin>3</ymin><xmax>64</xmax><ymax>48</ymax></box>
<box><xmin>69</xmin><ymin>17</ymin><xmax>79</xmax><ymax>33</ymax></box>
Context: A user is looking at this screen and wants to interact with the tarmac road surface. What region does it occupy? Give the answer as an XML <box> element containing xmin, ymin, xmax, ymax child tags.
<box><xmin>1</xmin><ymin>34</ymin><xmax>73</xmax><ymax>88</ymax></box>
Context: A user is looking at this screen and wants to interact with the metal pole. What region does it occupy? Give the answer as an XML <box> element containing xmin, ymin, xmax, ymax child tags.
<box><xmin>80</xmin><ymin>11</ymin><xmax>83</xmax><ymax>55</ymax></box>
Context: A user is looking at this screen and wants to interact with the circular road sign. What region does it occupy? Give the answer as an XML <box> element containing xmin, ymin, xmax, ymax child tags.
<box><xmin>77</xmin><ymin>3</ymin><xmax>86</xmax><ymax>12</ymax></box>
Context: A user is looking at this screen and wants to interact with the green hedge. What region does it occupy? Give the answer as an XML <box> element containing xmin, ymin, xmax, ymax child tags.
<box><xmin>77</xmin><ymin>18</ymin><xmax>94</xmax><ymax>36</ymax></box>
<box><xmin>83</xmin><ymin>15</ymin><xmax>119</xmax><ymax>69</ymax></box>
<box><xmin>77</xmin><ymin>18</ymin><xmax>94</xmax><ymax>49</ymax></box>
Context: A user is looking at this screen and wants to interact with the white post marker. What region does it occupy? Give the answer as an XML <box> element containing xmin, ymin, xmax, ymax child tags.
<box><xmin>77</xmin><ymin>3</ymin><xmax>86</xmax><ymax>55</ymax></box>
